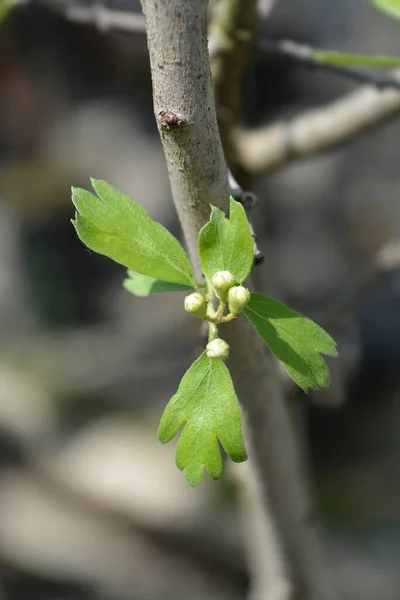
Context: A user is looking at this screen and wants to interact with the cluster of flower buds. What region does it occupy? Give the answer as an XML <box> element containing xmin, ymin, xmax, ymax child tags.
<box><xmin>184</xmin><ymin>270</ymin><xmax>251</xmax><ymax>320</ymax></box>
<box><xmin>184</xmin><ymin>271</ymin><xmax>251</xmax><ymax>360</ymax></box>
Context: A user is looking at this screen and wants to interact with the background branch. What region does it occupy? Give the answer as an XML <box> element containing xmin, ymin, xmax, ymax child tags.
<box><xmin>141</xmin><ymin>2</ymin><xmax>334</xmax><ymax>599</ymax></box>
<box><xmin>62</xmin><ymin>3</ymin><xmax>146</xmax><ymax>34</ymax></box>
<box><xmin>234</xmin><ymin>75</ymin><xmax>400</xmax><ymax>175</ymax></box>
<box><xmin>208</xmin><ymin>0</ymin><xmax>260</xmax><ymax>169</ymax></box>
<box><xmin>41</xmin><ymin>3</ymin><xmax>400</xmax><ymax>184</ymax></box>
<box><xmin>258</xmin><ymin>39</ymin><xmax>400</xmax><ymax>92</ymax></box>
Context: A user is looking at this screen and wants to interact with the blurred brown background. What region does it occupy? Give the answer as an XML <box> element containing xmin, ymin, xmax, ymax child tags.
<box><xmin>0</xmin><ymin>1</ymin><xmax>399</xmax><ymax>599</ymax></box>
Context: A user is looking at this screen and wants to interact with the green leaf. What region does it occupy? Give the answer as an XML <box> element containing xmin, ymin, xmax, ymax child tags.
<box><xmin>71</xmin><ymin>179</ymin><xmax>195</xmax><ymax>287</ymax></box>
<box><xmin>158</xmin><ymin>352</ymin><xmax>247</xmax><ymax>487</ymax></box>
<box><xmin>310</xmin><ymin>48</ymin><xmax>400</xmax><ymax>68</ymax></box>
<box><xmin>243</xmin><ymin>293</ymin><xmax>337</xmax><ymax>393</ymax></box>
<box><xmin>367</xmin><ymin>0</ymin><xmax>400</xmax><ymax>19</ymax></box>
<box><xmin>198</xmin><ymin>197</ymin><xmax>254</xmax><ymax>284</ymax></box>
<box><xmin>123</xmin><ymin>269</ymin><xmax>192</xmax><ymax>297</ymax></box>
<box><xmin>0</xmin><ymin>0</ymin><xmax>19</xmax><ymax>23</ymax></box>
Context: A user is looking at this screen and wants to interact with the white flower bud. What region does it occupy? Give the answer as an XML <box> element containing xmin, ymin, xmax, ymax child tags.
<box><xmin>228</xmin><ymin>286</ymin><xmax>251</xmax><ymax>315</ymax></box>
<box><xmin>211</xmin><ymin>270</ymin><xmax>235</xmax><ymax>300</ymax></box>
<box><xmin>184</xmin><ymin>292</ymin><xmax>207</xmax><ymax>318</ymax></box>
<box><xmin>206</xmin><ymin>338</ymin><xmax>229</xmax><ymax>360</ymax></box>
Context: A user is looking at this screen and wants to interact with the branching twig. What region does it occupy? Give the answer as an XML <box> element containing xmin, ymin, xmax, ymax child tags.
<box><xmin>141</xmin><ymin>2</ymin><xmax>334</xmax><ymax>599</ymax></box>
<box><xmin>234</xmin><ymin>74</ymin><xmax>400</xmax><ymax>175</ymax></box>
<box><xmin>258</xmin><ymin>39</ymin><xmax>400</xmax><ymax>92</ymax></box>
<box><xmin>44</xmin><ymin>3</ymin><xmax>400</xmax><ymax>96</ymax></box>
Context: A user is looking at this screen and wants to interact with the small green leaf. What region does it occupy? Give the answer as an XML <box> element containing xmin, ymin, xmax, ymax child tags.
<box><xmin>367</xmin><ymin>0</ymin><xmax>400</xmax><ymax>19</ymax></box>
<box><xmin>0</xmin><ymin>0</ymin><xmax>19</xmax><ymax>23</ymax></box>
<box><xmin>243</xmin><ymin>293</ymin><xmax>337</xmax><ymax>393</ymax></box>
<box><xmin>158</xmin><ymin>352</ymin><xmax>247</xmax><ymax>487</ymax></box>
<box><xmin>72</xmin><ymin>179</ymin><xmax>195</xmax><ymax>287</ymax></box>
<box><xmin>310</xmin><ymin>48</ymin><xmax>400</xmax><ymax>68</ymax></box>
<box><xmin>198</xmin><ymin>197</ymin><xmax>254</xmax><ymax>284</ymax></box>
<box><xmin>123</xmin><ymin>270</ymin><xmax>192</xmax><ymax>297</ymax></box>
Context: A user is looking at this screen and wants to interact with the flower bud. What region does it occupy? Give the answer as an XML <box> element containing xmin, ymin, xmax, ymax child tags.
<box><xmin>206</xmin><ymin>338</ymin><xmax>229</xmax><ymax>360</ymax></box>
<box><xmin>211</xmin><ymin>270</ymin><xmax>235</xmax><ymax>300</ymax></box>
<box><xmin>184</xmin><ymin>292</ymin><xmax>207</xmax><ymax>318</ymax></box>
<box><xmin>228</xmin><ymin>286</ymin><xmax>251</xmax><ymax>315</ymax></box>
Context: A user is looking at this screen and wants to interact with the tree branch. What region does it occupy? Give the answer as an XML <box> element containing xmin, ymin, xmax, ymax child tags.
<box><xmin>234</xmin><ymin>74</ymin><xmax>400</xmax><ymax>175</ymax></box>
<box><xmin>209</xmin><ymin>0</ymin><xmax>259</xmax><ymax>165</ymax></box>
<box><xmin>141</xmin><ymin>0</ymin><xmax>229</xmax><ymax>280</ymax></box>
<box><xmin>258</xmin><ymin>39</ymin><xmax>400</xmax><ymax>92</ymax></box>
<box><xmin>232</xmin><ymin>460</ymin><xmax>289</xmax><ymax>600</ymax></box>
<box><xmin>141</xmin><ymin>2</ymin><xmax>334</xmax><ymax>599</ymax></box>
<box><xmin>63</xmin><ymin>3</ymin><xmax>146</xmax><ymax>34</ymax></box>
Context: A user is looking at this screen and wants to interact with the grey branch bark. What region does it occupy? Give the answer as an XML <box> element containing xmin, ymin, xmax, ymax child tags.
<box><xmin>232</xmin><ymin>460</ymin><xmax>290</xmax><ymax>600</ymax></box>
<box><xmin>234</xmin><ymin>74</ymin><xmax>400</xmax><ymax>175</ymax></box>
<box><xmin>141</xmin><ymin>0</ymin><xmax>228</xmax><ymax>280</ymax></box>
<box><xmin>141</xmin><ymin>2</ymin><xmax>334</xmax><ymax>599</ymax></box>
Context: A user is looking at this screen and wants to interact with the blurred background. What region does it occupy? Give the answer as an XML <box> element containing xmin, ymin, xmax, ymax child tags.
<box><xmin>0</xmin><ymin>0</ymin><xmax>399</xmax><ymax>598</ymax></box>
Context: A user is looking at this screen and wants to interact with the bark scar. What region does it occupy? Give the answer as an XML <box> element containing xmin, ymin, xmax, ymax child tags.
<box><xmin>158</xmin><ymin>110</ymin><xmax>188</xmax><ymax>129</ymax></box>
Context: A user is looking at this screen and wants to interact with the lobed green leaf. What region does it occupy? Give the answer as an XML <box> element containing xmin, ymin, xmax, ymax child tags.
<box><xmin>310</xmin><ymin>48</ymin><xmax>400</xmax><ymax>67</ymax></box>
<box><xmin>158</xmin><ymin>352</ymin><xmax>247</xmax><ymax>487</ymax></box>
<box><xmin>243</xmin><ymin>293</ymin><xmax>337</xmax><ymax>393</ymax></box>
<box><xmin>72</xmin><ymin>179</ymin><xmax>196</xmax><ymax>287</ymax></box>
<box><xmin>198</xmin><ymin>197</ymin><xmax>254</xmax><ymax>284</ymax></box>
<box><xmin>123</xmin><ymin>270</ymin><xmax>192</xmax><ymax>297</ymax></box>
<box><xmin>367</xmin><ymin>0</ymin><xmax>400</xmax><ymax>19</ymax></box>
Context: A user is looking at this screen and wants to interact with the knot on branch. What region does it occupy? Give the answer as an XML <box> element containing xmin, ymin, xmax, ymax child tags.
<box><xmin>157</xmin><ymin>111</ymin><xmax>188</xmax><ymax>130</ymax></box>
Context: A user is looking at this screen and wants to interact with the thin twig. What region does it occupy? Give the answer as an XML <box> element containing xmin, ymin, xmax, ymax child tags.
<box><xmin>258</xmin><ymin>39</ymin><xmax>400</xmax><ymax>92</ymax></box>
<box><xmin>228</xmin><ymin>170</ymin><xmax>264</xmax><ymax>265</ymax></box>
